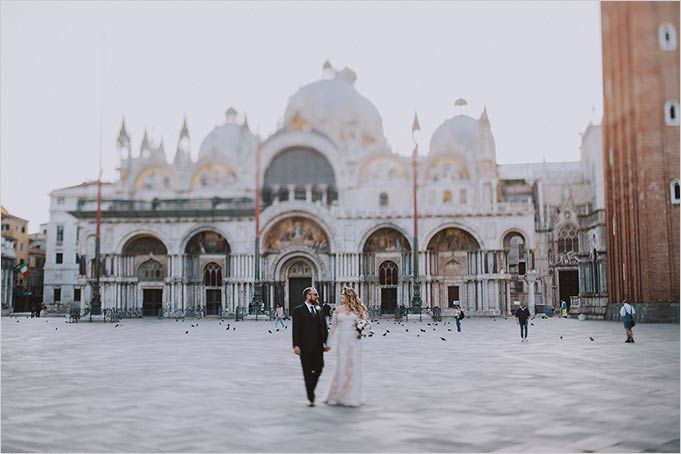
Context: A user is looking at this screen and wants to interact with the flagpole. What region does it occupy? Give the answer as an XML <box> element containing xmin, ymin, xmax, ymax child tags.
<box><xmin>90</xmin><ymin>33</ymin><xmax>105</xmax><ymax>319</ymax></box>
<box><xmin>411</xmin><ymin>113</ymin><xmax>422</xmax><ymax>321</ymax></box>
<box><xmin>251</xmin><ymin>134</ymin><xmax>263</xmax><ymax>318</ymax></box>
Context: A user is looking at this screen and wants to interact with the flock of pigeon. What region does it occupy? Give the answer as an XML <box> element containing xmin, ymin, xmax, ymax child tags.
<box><xmin>11</xmin><ymin>314</ymin><xmax>597</xmax><ymax>342</ymax></box>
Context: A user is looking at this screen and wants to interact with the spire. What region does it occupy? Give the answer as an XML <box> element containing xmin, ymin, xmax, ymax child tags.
<box><xmin>180</xmin><ymin>116</ymin><xmax>189</xmax><ymax>139</ymax></box>
<box><xmin>117</xmin><ymin>118</ymin><xmax>130</xmax><ymax>148</ymax></box>
<box><xmin>225</xmin><ymin>107</ymin><xmax>238</xmax><ymax>123</ymax></box>
<box><xmin>174</xmin><ymin>118</ymin><xmax>192</xmax><ymax>165</ymax></box>
<box><xmin>480</xmin><ymin>106</ymin><xmax>490</xmax><ymax>125</ymax></box>
<box><xmin>140</xmin><ymin>128</ymin><xmax>150</xmax><ymax>154</ymax></box>
<box><xmin>242</xmin><ymin>115</ymin><xmax>251</xmax><ymax>133</ymax></box>
<box><xmin>322</xmin><ymin>60</ymin><xmax>334</xmax><ymax>79</ymax></box>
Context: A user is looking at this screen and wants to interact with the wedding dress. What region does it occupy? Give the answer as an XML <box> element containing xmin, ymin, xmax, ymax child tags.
<box><xmin>325</xmin><ymin>311</ymin><xmax>365</xmax><ymax>407</ymax></box>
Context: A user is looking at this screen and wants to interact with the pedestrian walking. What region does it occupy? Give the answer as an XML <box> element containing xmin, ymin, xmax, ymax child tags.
<box><xmin>515</xmin><ymin>301</ymin><xmax>530</xmax><ymax>342</ymax></box>
<box><xmin>561</xmin><ymin>299</ymin><xmax>568</xmax><ymax>318</ymax></box>
<box><xmin>274</xmin><ymin>303</ymin><xmax>287</xmax><ymax>329</ymax></box>
<box><xmin>452</xmin><ymin>303</ymin><xmax>464</xmax><ymax>332</ymax></box>
<box><xmin>620</xmin><ymin>299</ymin><xmax>636</xmax><ymax>343</ymax></box>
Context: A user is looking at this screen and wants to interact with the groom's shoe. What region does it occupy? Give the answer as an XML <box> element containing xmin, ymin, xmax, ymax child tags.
<box><xmin>308</xmin><ymin>401</ymin><xmax>315</xmax><ymax>407</ymax></box>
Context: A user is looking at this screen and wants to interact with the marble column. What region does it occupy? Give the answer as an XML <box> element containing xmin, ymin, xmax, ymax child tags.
<box><xmin>526</xmin><ymin>271</ymin><xmax>537</xmax><ymax>316</ymax></box>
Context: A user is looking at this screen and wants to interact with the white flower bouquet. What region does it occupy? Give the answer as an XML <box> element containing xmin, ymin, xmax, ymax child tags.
<box><xmin>354</xmin><ymin>318</ymin><xmax>371</xmax><ymax>339</ymax></box>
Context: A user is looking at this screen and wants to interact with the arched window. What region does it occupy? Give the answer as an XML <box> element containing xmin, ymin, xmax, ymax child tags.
<box><xmin>443</xmin><ymin>190</ymin><xmax>452</xmax><ymax>204</ymax></box>
<box><xmin>379</xmin><ymin>192</ymin><xmax>389</xmax><ymax>207</ymax></box>
<box><xmin>659</xmin><ymin>23</ymin><xmax>677</xmax><ymax>51</ymax></box>
<box><xmin>204</xmin><ymin>262</ymin><xmax>222</xmax><ymax>287</ymax></box>
<box><xmin>138</xmin><ymin>259</ymin><xmax>164</xmax><ymax>281</ymax></box>
<box><xmin>557</xmin><ymin>224</ymin><xmax>579</xmax><ymax>253</ymax></box>
<box><xmin>671</xmin><ymin>179</ymin><xmax>681</xmax><ymax>205</ymax></box>
<box><xmin>665</xmin><ymin>100</ymin><xmax>680</xmax><ymax>126</ymax></box>
<box><xmin>123</xmin><ymin>235</ymin><xmax>167</xmax><ymax>256</ymax></box>
<box><xmin>379</xmin><ymin>261</ymin><xmax>398</xmax><ymax>286</ymax></box>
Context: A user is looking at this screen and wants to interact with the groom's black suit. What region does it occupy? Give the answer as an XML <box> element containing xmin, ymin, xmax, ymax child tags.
<box><xmin>292</xmin><ymin>303</ymin><xmax>329</xmax><ymax>404</ymax></box>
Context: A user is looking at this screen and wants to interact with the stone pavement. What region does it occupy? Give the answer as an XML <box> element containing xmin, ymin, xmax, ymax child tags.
<box><xmin>1</xmin><ymin>315</ymin><xmax>679</xmax><ymax>453</ymax></box>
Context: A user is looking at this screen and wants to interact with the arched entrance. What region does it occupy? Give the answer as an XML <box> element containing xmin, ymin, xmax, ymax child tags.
<box><xmin>427</xmin><ymin>227</ymin><xmax>480</xmax><ymax>310</ymax></box>
<box><xmin>282</xmin><ymin>257</ymin><xmax>315</xmax><ymax>312</ymax></box>
<box><xmin>183</xmin><ymin>230</ymin><xmax>230</xmax><ymax>314</ymax></box>
<box><xmin>122</xmin><ymin>234</ymin><xmax>168</xmax><ymax>317</ymax></box>
<box><xmin>204</xmin><ymin>262</ymin><xmax>223</xmax><ymax>315</ymax></box>
<box><xmin>379</xmin><ymin>260</ymin><xmax>398</xmax><ymax>314</ymax></box>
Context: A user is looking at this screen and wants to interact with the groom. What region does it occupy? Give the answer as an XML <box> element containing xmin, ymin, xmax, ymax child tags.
<box><xmin>292</xmin><ymin>287</ymin><xmax>330</xmax><ymax>407</ymax></box>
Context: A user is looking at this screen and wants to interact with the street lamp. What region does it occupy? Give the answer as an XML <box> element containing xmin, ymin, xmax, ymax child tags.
<box><xmin>411</xmin><ymin>113</ymin><xmax>422</xmax><ymax>321</ymax></box>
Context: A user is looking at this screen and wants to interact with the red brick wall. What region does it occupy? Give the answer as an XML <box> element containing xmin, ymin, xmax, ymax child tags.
<box><xmin>601</xmin><ymin>2</ymin><xmax>680</xmax><ymax>304</ymax></box>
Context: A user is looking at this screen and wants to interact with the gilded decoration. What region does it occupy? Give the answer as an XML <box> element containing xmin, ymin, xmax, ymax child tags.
<box><xmin>264</xmin><ymin>217</ymin><xmax>329</xmax><ymax>253</ymax></box>
<box><xmin>191</xmin><ymin>163</ymin><xmax>237</xmax><ymax>189</ymax></box>
<box><xmin>122</xmin><ymin>236</ymin><xmax>168</xmax><ymax>256</ymax></box>
<box><xmin>425</xmin><ymin>159</ymin><xmax>470</xmax><ymax>182</ymax></box>
<box><xmin>185</xmin><ymin>231</ymin><xmax>231</xmax><ymax>255</ymax></box>
<box><xmin>359</xmin><ymin>158</ymin><xmax>408</xmax><ymax>184</ymax></box>
<box><xmin>134</xmin><ymin>167</ymin><xmax>174</xmax><ymax>190</ymax></box>
<box><xmin>363</xmin><ymin>228</ymin><xmax>410</xmax><ymax>253</ymax></box>
<box><xmin>427</xmin><ymin>228</ymin><xmax>480</xmax><ymax>252</ymax></box>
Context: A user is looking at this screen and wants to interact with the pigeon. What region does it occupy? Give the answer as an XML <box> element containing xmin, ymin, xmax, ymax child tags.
<box><xmin>589</xmin><ymin>337</ymin><xmax>595</xmax><ymax>341</ymax></box>
<box><xmin>420</xmin><ymin>329</ymin><xmax>426</xmax><ymax>333</ymax></box>
<box><xmin>560</xmin><ymin>336</ymin><xmax>563</xmax><ymax>339</ymax></box>
<box><xmin>233</xmin><ymin>327</ymin><xmax>236</xmax><ymax>330</ymax></box>
<box><xmin>440</xmin><ymin>337</ymin><xmax>447</xmax><ymax>341</ymax></box>
<box><xmin>382</xmin><ymin>332</ymin><xmax>387</xmax><ymax>336</ymax></box>
<box><xmin>417</xmin><ymin>334</ymin><xmax>420</xmax><ymax>337</ymax></box>
<box><xmin>530</xmin><ymin>323</ymin><xmax>534</xmax><ymax>326</ymax></box>
<box><xmin>427</xmin><ymin>323</ymin><xmax>431</xmax><ymax>326</ymax></box>
<box><xmin>219</xmin><ymin>323</ymin><xmax>222</xmax><ymax>326</ymax></box>
<box><xmin>176</xmin><ymin>319</ymin><xmax>179</xmax><ymax>322</ymax></box>
<box><xmin>226</xmin><ymin>328</ymin><xmax>229</xmax><ymax>330</ymax></box>
<box><xmin>493</xmin><ymin>319</ymin><xmax>496</xmax><ymax>322</ymax></box>
<box><xmin>185</xmin><ymin>331</ymin><xmax>189</xmax><ymax>334</ymax></box>
<box><xmin>191</xmin><ymin>324</ymin><xmax>195</xmax><ymax>327</ymax></box>
<box><xmin>16</xmin><ymin>320</ymin><xmax>19</xmax><ymax>323</ymax></box>
<box><xmin>448</xmin><ymin>328</ymin><xmax>452</xmax><ymax>332</ymax></box>
<box><xmin>115</xmin><ymin>324</ymin><xmax>119</xmax><ymax>328</ymax></box>
<box><xmin>55</xmin><ymin>327</ymin><xmax>58</xmax><ymax>330</ymax></box>
<box><xmin>386</xmin><ymin>330</ymin><xmax>390</xmax><ymax>333</ymax></box>
<box><xmin>276</xmin><ymin>329</ymin><xmax>280</xmax><ymax>332</ymax></box>
<box><xmin>405</xmin><ymin>329</ymin><xmax>409</xmax><ymax>332</ymax></box>
<box><xmin>268</xmin><ymin>330</ymin><xmax>272</xmax><ymax>334</ymax></box>
<box><xmin>368</xmin><ymin>334</ymin><xmax>373</xmax><ymax>337</ymax></box>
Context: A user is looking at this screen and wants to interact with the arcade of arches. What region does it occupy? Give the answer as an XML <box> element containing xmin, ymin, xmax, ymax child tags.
<box><xmin>78</xmin><ymin>223</ymin><xmax>536</xmax><ymax>317</ymax></box>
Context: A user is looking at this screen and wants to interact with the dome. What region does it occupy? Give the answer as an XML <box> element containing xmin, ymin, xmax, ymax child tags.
<box><xmin>198</xmin><ymin>110</ymin><xmax>253</xmax><ymax>160</ymax></box>
<box><xmin>283</xmin><ymin>66</ymin><xmax>384</xmax><ymax>144</ymax></box>
<box><xmin>429</xmin><ymin>114</ymin><xmax>482</xmax><ymax>155</ymax></box>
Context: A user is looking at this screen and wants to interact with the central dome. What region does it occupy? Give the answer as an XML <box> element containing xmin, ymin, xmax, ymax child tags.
<box><xmin>284</xmin><ymin>66</ymin><xmax>384</xmax><ymax>145</ymax></box>
<box><xmin>429</xmin><ymin>114</ymin><xmax>481</xmax><ymax>155</ymax></box>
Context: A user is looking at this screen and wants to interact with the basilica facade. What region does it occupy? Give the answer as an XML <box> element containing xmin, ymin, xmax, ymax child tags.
<box><xmin>43</xmin><ymin>64</ymin><xmax>608</xmax><ymax>318</ymax></box>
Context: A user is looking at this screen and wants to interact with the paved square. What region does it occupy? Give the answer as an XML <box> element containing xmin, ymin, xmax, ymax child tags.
<box><xmin>2</xmin><ymin>315</ymin><xmax>679</xmax><ymax>452</ymax></box>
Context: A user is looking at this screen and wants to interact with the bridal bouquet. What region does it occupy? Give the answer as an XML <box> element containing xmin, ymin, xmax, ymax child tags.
<box><xmin>354</xmin><ymin>318</ymin><xmax>371</xmax><ymax>339</ymax></box>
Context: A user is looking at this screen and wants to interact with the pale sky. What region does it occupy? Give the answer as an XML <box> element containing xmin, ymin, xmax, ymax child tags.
<box><xmin>0</xmin><ymin>1</ymin><xmax>603</xmax><ymax>232</ymax></box>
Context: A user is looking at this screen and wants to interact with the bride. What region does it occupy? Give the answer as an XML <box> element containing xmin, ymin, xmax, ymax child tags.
<box><xmin>325</xmin><ymin>286</ymin><xmax>368</xmax><ymax>407</ymax></box>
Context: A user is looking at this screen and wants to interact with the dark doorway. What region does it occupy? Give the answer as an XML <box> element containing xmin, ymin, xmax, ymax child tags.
<box><xmin>381</xmin><ymin>288</ymin><xmax>397</xmax><ymax>314</ymax></box>
<box><xmin>143</xmin><ymin>289</ymin><xmax>163</xmax><ymax>316</ymax></box>
<box><xmin>288</xmin><ymin>277</ymin><xmax>312</xmax><ymax>312</ymax></box>
<box><xmin>206</xmin><ymin>289</ymin><xmax>221</xmax><ymax>315</ymax></box>
<box><xmin>448</xmin><ymin>286</ymin><xmax>460</xmax><ymax>308</ymax></box>
<box><xmin>558</xmin><ymin>270</ymin><xmax>579</xmax><ymax>310</ymax></box>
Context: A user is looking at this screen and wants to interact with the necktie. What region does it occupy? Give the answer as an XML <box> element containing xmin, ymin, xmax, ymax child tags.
<box><xmin>309</xmin><ymin>305</ymin><xmax>315</xmax><ymax>315</ymax></box>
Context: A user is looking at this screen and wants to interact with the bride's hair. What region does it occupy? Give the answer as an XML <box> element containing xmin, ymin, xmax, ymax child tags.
<box><xmin>341</xmin><ymin>287</ymin><xmax>367</xmax><ymax>317</ymax></box>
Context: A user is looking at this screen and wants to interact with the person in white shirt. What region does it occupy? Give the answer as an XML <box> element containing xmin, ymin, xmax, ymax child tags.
<box><xmin>619</xmin><ymin>298</ymin><xmax>636</xmax><ymax>343</ymax></box>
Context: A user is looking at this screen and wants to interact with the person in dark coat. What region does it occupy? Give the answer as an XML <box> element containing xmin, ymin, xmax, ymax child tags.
<box><xmin>322</xmin><ymin>301</ymin><xmax>332</xmax><ymax>325</ymax></box>
<box><xmin>515</xmin><ymin>301</ymin><xmax>530</xmax><ymax>343</ymax></box>
<box><xmin>292</xmin><ymin>287</ymin><xmax>330</xmax><ymax>407</ymax></box>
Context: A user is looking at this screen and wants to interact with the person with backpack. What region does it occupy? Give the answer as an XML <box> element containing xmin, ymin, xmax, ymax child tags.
<box><xmin>620</xmin><ymin>298</ymin><xmax>636</xmax><ymax>343</ymax></box>
<box><xmin>515</xmin><ymin>301</ymin><xmax>530</xmax><ymax>343</ymax></box>
<box><xmin>452</xmin><ymin>303</ymin><xmax>464</xmax><ymax>332</ymax></box>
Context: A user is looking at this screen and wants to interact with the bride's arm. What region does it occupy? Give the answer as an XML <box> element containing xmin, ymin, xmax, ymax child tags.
<box><xmin>327</xmin><ymin>310</ymin><xmax>340</xmax><ymax>347</ymax></box>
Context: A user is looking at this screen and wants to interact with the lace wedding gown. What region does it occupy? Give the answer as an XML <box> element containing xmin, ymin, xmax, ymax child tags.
<box><xmin>325</xmin><ymin>311</ymin><xmax>365</xmax><ymax>407</ymax></box>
